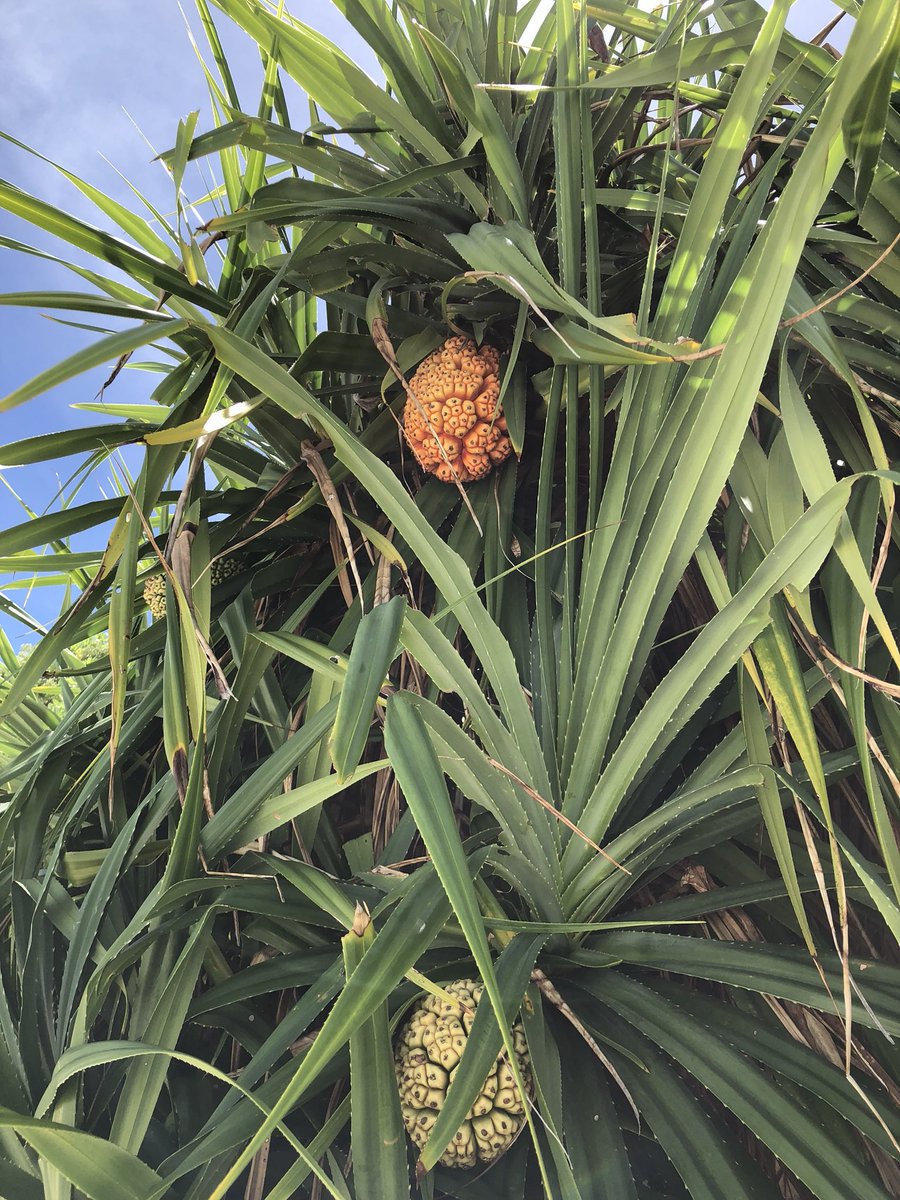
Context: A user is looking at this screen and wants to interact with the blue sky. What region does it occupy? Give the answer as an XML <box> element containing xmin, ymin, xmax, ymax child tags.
<box><xmin>0</xmin><ymin>0</ymin><xmax>849</xmax><ymax>644</ymax></box>
<box><xmin>0</xmin><ymin>0</ymin><xmax>375</xmax><ymax>644</ymax></box>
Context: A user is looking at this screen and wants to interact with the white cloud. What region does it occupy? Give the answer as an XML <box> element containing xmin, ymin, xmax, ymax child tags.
<box><xmin>2</xmin><ymin>3</ymin><xmax>199</xmax><ymax>222</ymax></box>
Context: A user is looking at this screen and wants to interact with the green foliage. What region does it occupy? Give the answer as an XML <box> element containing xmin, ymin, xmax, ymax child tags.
<box><xmin>0</xmin><ymin>1</ymin><xmax>899</xmax><ymax>1197</ymax></box>
<box><xmin>0</xmin><ymin>633</ymin><xmax>109</xmax><ymax>767</ymax></box>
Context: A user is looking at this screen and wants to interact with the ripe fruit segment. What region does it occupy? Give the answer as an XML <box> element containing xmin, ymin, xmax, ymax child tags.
<box><xmin>394</xmin><ymin>978</ymin><xmax>532</xmax><ymax>1168</ymax></box>
<box><xmin>402</xmin><ymin>336</ymin><xmax>512</xmax><ymax>483</ymax></box>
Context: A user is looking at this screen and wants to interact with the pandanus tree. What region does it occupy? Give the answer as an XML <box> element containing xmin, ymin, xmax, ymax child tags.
<box><xmin>1</xmin><ymin>1</ymin><xmax>899</xmax><ymax>1197</ymax></box>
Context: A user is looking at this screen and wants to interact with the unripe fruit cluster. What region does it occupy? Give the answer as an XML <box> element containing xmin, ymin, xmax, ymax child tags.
<box><xmin>394</xmin><ymin>979</ymin><xmax>532</xmax><ymax>1168</ymax></box>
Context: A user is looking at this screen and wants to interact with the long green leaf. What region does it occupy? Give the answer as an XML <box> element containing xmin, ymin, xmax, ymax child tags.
<box><xmin>330</xmin><ymin>596</ymin><xmax>404</xmax><ymax>779</ymax></box>
<box><xmin>596</xmin><ymin>973</ymin><xmax>890</xmax><ymax>1200</ymax></box>
<box><xmin>842</xmin><ymin>3</ymin><xmax>900</xmax><ymax>209</ymax></box>
<box><xmin>343</xmin><ymin>908</ymin><xmax>410</xmax><ymax>1200</ymax></box>
<box><xmin>384</xmin><ymin>694</ymin><xmax>551</xmax><ymax>1190</ymax></box>
<box><xmin>0</xmin><ymin>1108</ymin><xmax>166</xmax><ymax>1200</ymax></box>
<box><xmin>592</xmin><ymin>931</ymin><xmax>900</xmax><ymax>1036</ymax></box>
<box><xmin>0</xmin><ymin>179</ymin><xmax>226</xmax><ymax>313</ymax></box>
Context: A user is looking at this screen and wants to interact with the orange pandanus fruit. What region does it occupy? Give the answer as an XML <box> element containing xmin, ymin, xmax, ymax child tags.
<box><xmin>402</xmin><ymin>336</ymin><xmax>512</xmax><ymax>483</ymax></box>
